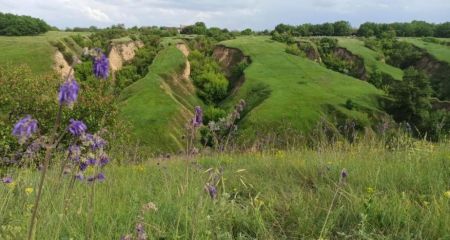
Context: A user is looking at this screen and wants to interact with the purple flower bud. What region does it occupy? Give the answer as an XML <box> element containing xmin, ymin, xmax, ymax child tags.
<box><xmin>97</xmin><ymin>173</ymin><xmax>105</xmax><ymax>182</ymax></box>
<box><xmin>192</xmin><ymin>106</ymin><xmax>203</xmax><ymax>127</ymax></box>
<box><xmin>12</xmin><ymin>115</ymin><xmax>38</xmax><ymax>144</ymax></box>
<box><xmin>2</xmin><ymin>176</ymin><xmax>13</xmax><ymax>184</ymax></box>
<box><xmin>68</xmin><ymin>119</ymin><xmax>87</xmax><ymax>136</ymax></box>
<box><xmin>75</xmin><ymin>172</ymin><xmax>84</xmax><ymax>180</ymax></box>
<box><xmin>205</xmin><ymin>184</ymin><xmax>217</xmax><ymax>199</ymax></box>
<box><xmin>58</xmin><ymin>78</ymin><xmax>79</xmax><ymax>106</ymax></box>
<box><xmin>99</xmin><ymin>154</ymin><xmax>109</xmax><ymax>167</ymax></box>
<box><xmin>87</xmin><ymin>157</ymin><xmax>96</xmax><ymax>166</ymax></box>
<box><xmin>79</xmin><ymin>161</ymin><xmax>88</xmax><ymax>171</ymax></box>
<box><xmin>93</xmin><ymin>53</ymin><xmax>110</xmax><ymax>79</ymax></box>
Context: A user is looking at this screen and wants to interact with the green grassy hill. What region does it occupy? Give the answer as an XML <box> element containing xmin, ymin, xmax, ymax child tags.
<box><xmin>0</xmin><ymin>31</ymin><xmax>84</xmax><ymax>74</ymax></box>
<box><xmin>219</xmin><ymin>36</ymin><xmax>384</xmax><ymax>144</ymax></box>
<box><xmin>337</xmin><ymin>38</ymin><xmax>404</xmax><ymax>80</ymax></box>
<box><xmin>118</xmin><ymin>46</ymin><xmax>202</xmax><ymax>152</ymax></box>
<box><xmin>401</xmin><ymin>38</ymin><xmax>450</xmax><ymax>64</ymax></box>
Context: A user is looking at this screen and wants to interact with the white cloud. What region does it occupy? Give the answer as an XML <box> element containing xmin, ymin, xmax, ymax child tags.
<box><xmin>0</xmin><ymin>0</ymin><xmax>448</xmax><ymax>30</ymax></box>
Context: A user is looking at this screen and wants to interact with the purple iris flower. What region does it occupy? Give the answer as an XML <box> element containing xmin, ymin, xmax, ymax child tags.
<box><xmin>2</xmin><ymin>176</ymin><xmax>13</xmax><ymax>184</ymax></box>
<box><xmin>68</xmin><ymin>119</ymin><xmax>87</xmax><ymax>136</ymax></box>
<box><xmin>93</xmin><ymin>53</ymin><xmax>110</xmax><ymax>79</ymax></box>
<box><xmin>12</xmin><ymin>115</ymin><xmax>38</xmax><ymax>144</ymax></box>
<box><xmin>58</xmin><ymin>78</ymin><xmax>79</xmax><ymax>106</ymax></box>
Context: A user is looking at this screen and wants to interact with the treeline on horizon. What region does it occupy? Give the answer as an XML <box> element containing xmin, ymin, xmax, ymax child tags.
<box><xmin>274</xmin><ymin>21</ymin><xmax>450</xmax><ymax>38</ymax></box>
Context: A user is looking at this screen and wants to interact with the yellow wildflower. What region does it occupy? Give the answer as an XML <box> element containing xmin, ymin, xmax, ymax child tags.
<box><xmin>25</xmin><ymin>187</ymin><xmax>33</xmax><ymax>195</ymax></box>
<box><xmin>444</xmin><ymin>190</ymin><xmax>450</xmax><ymax>199</ymax></box>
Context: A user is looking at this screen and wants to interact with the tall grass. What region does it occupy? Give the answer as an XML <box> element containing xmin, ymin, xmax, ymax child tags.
<box><xmin>1</xmin><ymin>137</ymin><xmax>450</xmax><ymax>239</ymax></box>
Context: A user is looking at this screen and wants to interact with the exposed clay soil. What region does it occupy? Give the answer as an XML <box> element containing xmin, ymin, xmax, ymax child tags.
<box><xmin>108</xmin><ymin>41</ymin><xmax>144</xmax><ymax>72</ymax></box>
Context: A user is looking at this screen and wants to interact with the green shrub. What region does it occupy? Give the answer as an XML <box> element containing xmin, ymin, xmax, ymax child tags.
<box><xmin>285</xmin><ymin>44</ymin><xmax>303</xmax><ymax>56</ymax></box>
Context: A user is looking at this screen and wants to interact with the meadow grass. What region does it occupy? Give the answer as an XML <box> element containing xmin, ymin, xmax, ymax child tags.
<box><xmin>1</xmin><ymin>138</ymin><xmax>450</xmax><ymax>239</ymax></box>
<box><xmin>400</xmin><ymin>38</ymin><xmax>450</xmax><ymax>64</ymax></box>
<box><xmin>0</xmin><ymin>31</ymin><xmax>87</xmax><ymax>74</ymax></box>
<box><xmin>220</xmin><ymin>36</ymin><xmax>384</xmax><ymax>142</ymax></box>
<box><xmin>336</xmin><ymin>37</ymin><xmax>404</xmax><ymax>80</ymax></box>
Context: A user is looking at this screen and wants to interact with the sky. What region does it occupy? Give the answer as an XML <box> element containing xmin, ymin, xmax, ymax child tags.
<box><xmin>1</xmin><ymin>0</ymin><xmax>449</xmax><ymax>30</ymax></box>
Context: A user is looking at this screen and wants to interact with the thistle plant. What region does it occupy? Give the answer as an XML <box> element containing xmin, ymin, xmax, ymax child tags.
<box><xmin>8</xmin><ymin>51</ymin><xmax>111</xmax><ymax>240</ymax></box>
<box><xmin>185</xmin><ymin>106</ymin><xmax>203</xmax><ymax>157</ymax></box>
<box><xmin>207</xmin><ymin>99</ymin><xmax>246</xmax><ymax>152</ymax></box>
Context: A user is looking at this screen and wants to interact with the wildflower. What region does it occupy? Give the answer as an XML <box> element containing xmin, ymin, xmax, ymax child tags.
<box><xmin>75</xmin><ymin>172</ymin><xmax>84</xmax><ymax>180</ymax></box>
<box><xmin>340</xmin><ymin>168</ymin><xmax>348</xmax><ymax>184</ymax></box>
<box><xmin>79</xmin><ymin>161</ymin><xmax>88</xmax><ymax>171</ymax></box>
<box><xmin>91</xmin><ymin>134</ymin><xmax>107</xmax><ymax>151</ymax></box>
<box><xmin>192</xmin><ymin>106</ymin><xmax>203</xmax><ymax>127</ymax></box>
<box><xmin>93</xmin><ymin>53</ymin><xmax>110</xmax><ymax>79</ymax></box>
<box><xmin>2</xmin><ymin>176</ymin><xmax>13</xmax><ymax>184</ymax></box>
<box><xmin>68</xmin><ymin>145</ymin><xmax>81</xmax><ymax>162</ymax></box>
<box><xmin>99</xmin><ymin>154</ymin><xmax>109</xmax><ymax>167</ymax></box>
<box><xmin>366</xmin><ymin>187</ymin><xmax>375</xmax><ymax>194</ymax></box>
<box><xmin>97</xmin><ymin>173</ymin><xmax>105</xmax><ymax>182</ymax></box>
<box><xmin>68</xmin><ymin>120</ymin><xmax>87</xmax><ymax>136</ymax></box>
<box><xmin>58</xmin><ymin>77</ymin><xmax>79</xmax><ymax>106</ymax></box>
<box><xmin>12</xmin><ymin>115</ymin><xmax>38</xmax><ymax>144</ymax></box>
<box><xmin>87</xmin><ymin>157</ymin><xmax>97</xmax><ymax>166</ymax></box>
<box><xmin>204</xmin><ymin>184</ymin><xmax>217</xmax><ymax>199</ymax></box>
<box><xmin>444</xmin><ymin>190</ymin><xmax>450</xmax><ymax>199</ymax></box>
<box><xmin>25</xmin><ymin>187</ymin><xmax>33</xmax><ymax>195</ymax></box>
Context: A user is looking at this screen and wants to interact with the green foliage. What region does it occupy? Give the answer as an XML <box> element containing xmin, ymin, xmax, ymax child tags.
<box><xmin>357</xmin><ymin>21</ymin><xmax>450</xmax><ymax>38</ymax></box>
<box><xmin>189</xmin><ymin>50</ymin><xmax>229</xmax><ymax>104</ymax></box>
<box><xmin>114</xmin><ymin>65</ymin><xmax>141</xmax><ymax>93</ymax></box>
<box><xmin>345</xmin><ymin>99</ymin><xmax>354</xmax><ymax>110</ymax></box>
<box><xmin>240</xmin><ymin>28</ymin><xmax>253</xmax><ymax>36</ymax></box>
<box><xmin>386</xmin><ymin>68</ymin><xmax>432</xmax><ymax>134</ymax></box>
<box><xmin>274</xmin><ymin>21</ymin><xmax>352</xmax><ymax>37</ymax></box>
<box><xmin>0</xmin><ymin>12</ymin><xmax>50</xmax><ymax>36</ymax></box>
<box><xmin>285</xmin><ymin>44</ymin><xmax>303</xmax><ymax>56</ymax></box>
<box><xmin>204</xmin><ymin>106</ymin><xmax>227</xmax><ymax>124</ymax></box>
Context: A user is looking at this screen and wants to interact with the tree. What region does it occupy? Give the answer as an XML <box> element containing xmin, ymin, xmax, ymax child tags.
<box><xmin>387</xmin><ymin>67</ymin><xmax>432</xmax><ymax>131</ymax></box>
<box><xmin>0</xmin><ymin>12</ymin><xmax>50</xmax><ymax>36</ymax></box>
<box><xmin>241</xmin><ymin>28</ymin><xmax>253</xmax><ymax>35</ymax></box>
<box><xmin>333</xmin><ymin>21</ymin><xmax>352</xmax><ymax>36</ymax></box>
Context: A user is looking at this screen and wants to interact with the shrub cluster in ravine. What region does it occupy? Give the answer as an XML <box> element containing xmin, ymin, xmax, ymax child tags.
<box><xmin>189</xmin><ymin>50</ymin><xmax>229</xmax><ymax>104</ymax></box>
<box><xmin>0</xmin><ymin>12</ymin><xmax>50</xmax><ymax>36</ymax></box>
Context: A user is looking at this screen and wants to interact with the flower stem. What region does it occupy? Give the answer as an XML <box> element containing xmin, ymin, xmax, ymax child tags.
<box><xmin>28</xmin><ymin>104</ymin><xmax>62</xmax><ymax>240</ymax></box>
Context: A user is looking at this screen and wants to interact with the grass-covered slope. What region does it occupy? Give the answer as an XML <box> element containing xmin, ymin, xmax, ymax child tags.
<box><xmin>220</xmin><ymin>36</ymin><xmax>384</xmax><ymax>142</ymax></box>
<box><xmin>337</xmin><ymin>38</ymin><xmax>404</xmax><ymax>80</ymax></box>
<box><xmin>118</xmin><ymin>46</ymin><xmax>201</xmax><ymax>152</ymax></box>
<box><xmin>401</xmin><ymin>38</ymin><xmax>450</xmax><ymax>64</ymax></box>
<box><xmin>0</xmin><ymin>31</ymin><xmax>82</xmax><ymax>74</ymax></box>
